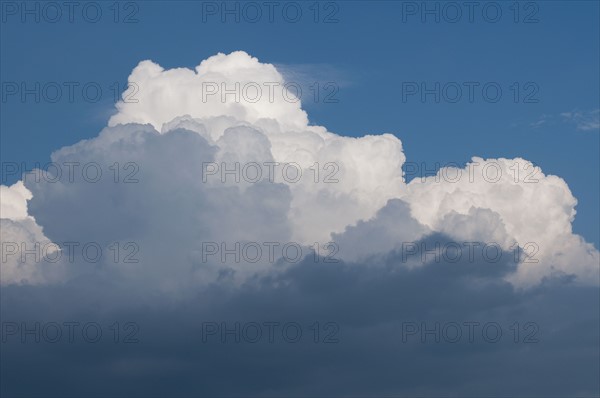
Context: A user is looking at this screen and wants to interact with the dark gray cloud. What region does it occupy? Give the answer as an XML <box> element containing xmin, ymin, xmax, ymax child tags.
<box><xmin>2</xmin><ymin>236</ymin><xmax>598</xmax><ymax>397</ymax></box>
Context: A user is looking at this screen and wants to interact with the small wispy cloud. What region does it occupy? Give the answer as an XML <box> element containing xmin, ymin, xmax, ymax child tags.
<box><xmin>530</xmin><ymin>109</ymin><xmax>599</xmax><ymax>132</ymax></box>
<box><xmin>560</xmin><ymin>109</ymin><xmax>600</xmax><ymax>131</ymax></box>
<box><xmin>275</xmin><ymin>62</ymin><xmax>352</xmax><ymax>89</ymax></box>
<box><xmin>529</xmin><ymin>114</ymin><xmax>552</xmax><ymax>128</ymax></box>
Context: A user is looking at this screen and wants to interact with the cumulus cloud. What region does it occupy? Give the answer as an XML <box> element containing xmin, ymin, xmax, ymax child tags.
<box><xmin>0</xmin><ymin>181</ymin><xmax>32</xmax><ymax>220</ymax></box>
<box><xmin>2</xmin><ymin>51</ymin><xmax>598</xmax><ymax>289</ymax></box>
<box><xmin>0</xmin><ymin>182</ymin><xmax>63</xmax><ymax>285</ymax></box>
<box><xmin>1</xmin><ymin>50</ymin><xmax>599</xmax><ymax>397</ymax></box>
<box><xmin>401</xmin><ymin>157</ymin><xmax>599</xmax><ymax>286</ymax></box>
<box><xmin>109</xmin><ymin>51</ymin><xmax>310</xmax><ymax>131</ymax></box>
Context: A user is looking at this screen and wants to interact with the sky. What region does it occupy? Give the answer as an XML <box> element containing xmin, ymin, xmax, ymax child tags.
<box><xmin>1</xmin><ymin>1</ymin><xmax>599</xmax><ymax>397</ymax></box>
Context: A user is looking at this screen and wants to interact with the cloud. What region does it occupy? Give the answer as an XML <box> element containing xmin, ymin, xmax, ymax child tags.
<box><xmin>0</xmin><ymin>182</ymin><xmax>62</xmax><ymax>285</ymax></box>
<box><xmin>530</xmin><ymin>109</ymin><xmax>600</xmax><ymax>132</ymax></box>
<box><xmin>561</xmin><ymin>109</ymin><xmax>600</xmax><ymax>131</ymax></box>
<box><xmin>109</xmin><ymin>51</ymin><xmax>310</xmax><ymax>131</ymax></box>
<box><xmin>1</xmin><ymin>50</ymin><xmax>599</xmax><ymax>397</ymax></box>
<box><xmin>2</xmin><ymin>249</ymin><xmax>598</xmax><ymax>397</ymax></box>
<box><xmin>529</xmin><ymin>113</ymin><xmax>552</xmax><ymax>129</ymax></box>
<box><xmin>0</xmin><ymin>181</ymin><xmax>32</xmax><ymax>220</ymax></box>
<box><xmin>2</xmin><ymin>51</ymin><xmax>598</xmax><ymax>289</ymax></box>
<box><xmin>401</xmin><ymin>157</ymin><xmax>599</xmax><ymax>286</ymax></box>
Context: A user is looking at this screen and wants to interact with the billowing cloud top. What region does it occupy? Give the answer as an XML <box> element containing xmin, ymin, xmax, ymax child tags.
<box><xmin>109</xmin><ymin>51</ymin><xmax>310</xmax><ymax>131</ymax></box>
<box><xmin>1</xmin><ymin>51</ymin><xmax>598</xmax><ymax>289</ymax></box>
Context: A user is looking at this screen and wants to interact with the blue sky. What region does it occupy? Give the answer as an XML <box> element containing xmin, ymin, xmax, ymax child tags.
<box><xmin>2</xmin><ymin>1</ymin><xmax>598</xmax><ymax>247</ymax></box>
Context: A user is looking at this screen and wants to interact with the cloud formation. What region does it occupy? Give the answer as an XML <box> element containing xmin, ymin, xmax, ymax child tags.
<box><xmin>561</xmin><ymin>109</ymin><xmax>600</xmax><ymax>131</ymax></box>
<box><xmin>3</xmin><ymin>51</ymin><xmax>596</xmax><ymax>287</ymax></box>
<box><xmin>1</xmin><ymin>50</ymin><xmax>599</xmax><ymax>397</ymax></box>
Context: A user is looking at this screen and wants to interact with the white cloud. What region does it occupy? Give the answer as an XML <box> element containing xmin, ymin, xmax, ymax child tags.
<box><xmin>109</xmin><ymin>51</ymin><xmax>310</xmax><ymax>132</ymax></box>
<box><xmin>0</xmin><ymin>181</ymin><xmax>32</xmax><ymax>220</ymax></box>
<box><xmin>560</xmin><ymin>109</ymin><xmax>600</xmax><ymax>131</ymax></box>
<box><xmin>2</xmin><ymin>51</ymin><xmax>598</xmax><ymax>288</ymax></box>
<box><xmin>0</xmin><ymin>182</ymin><xmax>62</xmax><ymax>285</ymax></box>
<box><xmin>400</xmin><ymin>157</ymin><xmax>599</xmax><ymax>286</ymax></box>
